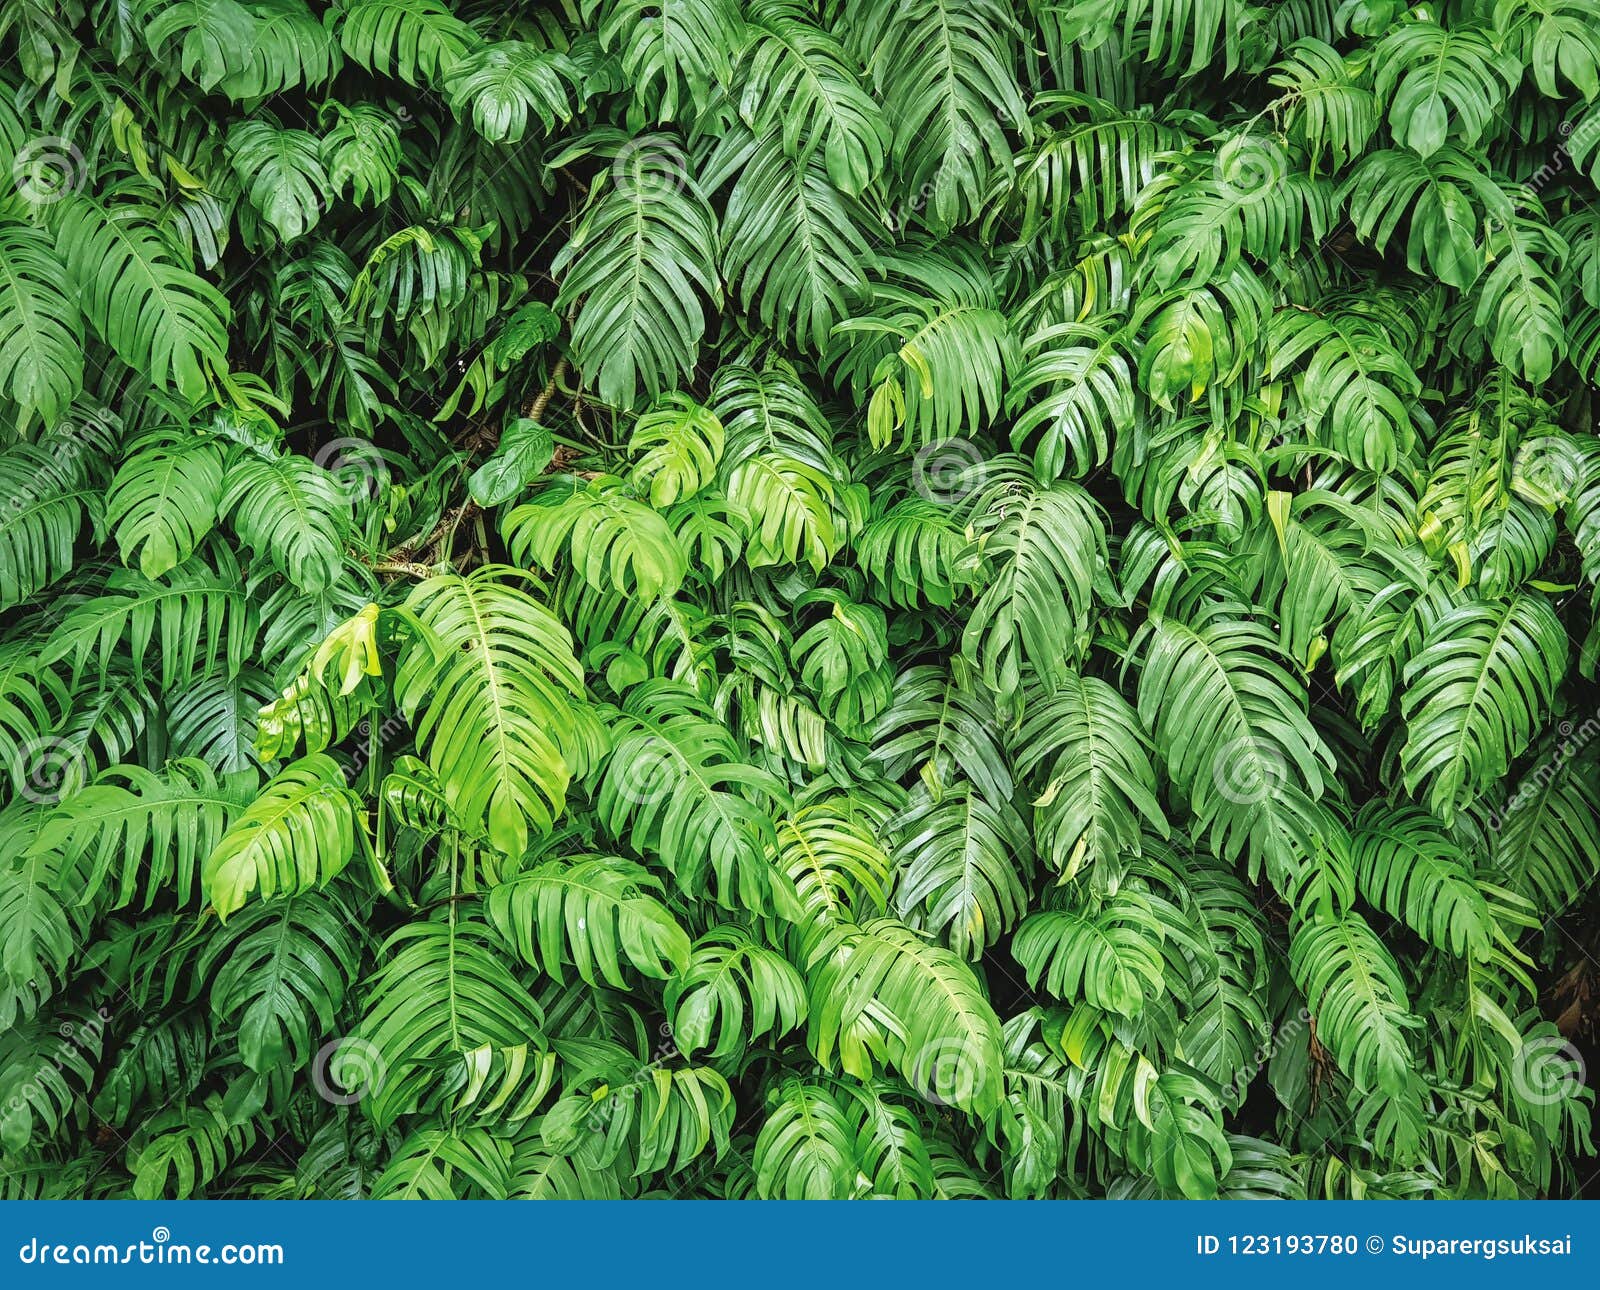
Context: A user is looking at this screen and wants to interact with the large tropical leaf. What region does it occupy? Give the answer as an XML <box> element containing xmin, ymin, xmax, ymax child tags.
<box><xmin>54</xmin><ymin>194</ymin><xmax>230</xmax><ymax>401</ymax></box>
<box><xmin>1400</xmin><ymin>594</ymin><xmax>1567</xmax><ymax>821</ymax></box>
<box><xmin>0</xmin><ymin>216</ymin><xmax>83</xmax><ymax>430</ymax></box>
<box><xmin>202</xmin><ymin>753</ymin><xmax>369</xmax><ymax>919</ymax></box>
<box><xmin>552</xmin><ymin>133</ymin><xmax>721</xmax><ymax>408</ymax></box>
<box><xmin>394</xmin><ymin>568</ymin><xmax>587</xmax><ymax>859</ymax></box>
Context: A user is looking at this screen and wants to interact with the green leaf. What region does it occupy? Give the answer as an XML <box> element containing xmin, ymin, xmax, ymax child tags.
<box><xmin>1289</xmin><ymin>910</ymin><xmax>1422</xmax><ymax>1100</ymax></box>
<box><xmin>627</xmin><ymin>393</ymin><xmax>724</xmax><ymax>507</ymax></box>
<box><xmin>753</xmin><ymin>1078</ymin><xmax>861</xmax><ymax>1199</ymax></box>
<box><xmin>200</xmin><ymin>891</ymin><xmax>361</xmax><ymax>1070</ymax></box>
<box><xmin>738</xmin><ymin>0</ymin><xmax>887</xmax><ymax>194</ymax></box>
<box><xmin>202</xmin><ymin>754</ymin><xmax>368</xmax><ymax>919</ymax></box>
<box><xmin>0</xmin><ymin>217</ymin><xmax>83</xmax><ymax>431</ymax></box>
<box><xmin>106</xmin><ymin>429</ymin><xmax>225</xmax><ymax>578</ymax></box>
<box><xmin>809</xmin><ymin>917</ymin><xmax>1004</xmax><ymax>1117</ymax></box>
<box><xmin>357</xmin><ymin>912</ymin><xmax>548</xmax><ymax>1129</ymax></box>
<box><xmin>1400</xmin><ymin>594</ymin><xmax>1568</xmax><ymax>821</ymax></box>
<box><xmin>227</xmin><ymin>120</ymin><xmax>332</xmax><ymax>242</ymax></box>
<box><xmin>485</xmin><ymin>855</ymin><xmax>690</xmax><ymax>987</ymax></box>
<box><xmin>553</xmin><ymin>132</ymin><xmax>720</xmax><ymax>408</ymax></box>
<box><xmin>468</xmin><ymin>419</ymin><xmax>553</xmax><ymax>507</ymax></box>
<box><xmin>335</xmin><ymin>0</ymin><xmax>473</xmax><ymax>85</ymax></box>
<box><xmin>55</xmin><ymin>194</ymin><xmax>230</xmax><ymax>401</ymax></box>
<box><xmin>1013</xmin><ymin>891</ymin><xmax>1170</xmax><ymax>1017</ymax></box>
<box><xmin>505</xmin><ymin>475</ymin><xmax>687</xmax><ymax>601</ymax></box>
<box><xmin>28</xmin><ymin>757</ymin><xmax>251</xmax><ymax>911</ymax></box>
<box><xmin>665</xmin><ymin>925</ymin><xmax>807</xmax><ymax>1059</ymax></box>
<box><xmin>395</xmin><ymin>568</ymin><xmax>587</xmax><ymax>859</ymax></box>
<box><xmin>221</xmin><ymin>448</ymin><xmax>349</xmax><ymax>595</ymax></box>
<box><xmin>443</xmin><ymin>40</ymin><xmax>580</xmax><ymax>144</ymax></box>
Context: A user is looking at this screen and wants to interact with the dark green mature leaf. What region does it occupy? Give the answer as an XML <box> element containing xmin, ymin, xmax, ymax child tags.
<box><xmin>200</xmin><ymin>890</ymin><xmax>361</xmax><ymax>1070</ymax></box>
<box><xmin>55</xmin><ymin>196</ymin><xmax>230</xmax><ymax>401</ymax></box>
<box><xmin>553</xmin><ymin>133</ymin><xmax>721</xmax><ymax>408</ymax></box>
<box><xmin>228</xmin><ymin>121</ymin><xmax>332</xmax><ymax>242</ymax></box>
<box><xmin>0</xmin><ymin>218</ymin><xmax>83</xmax><ymax>431</ymax></box>
<box><xmin>221</xmin><ymin>449</ymin><xmax>349</xmax><ymax>594</ymax></box>
<box><xmin>1400</xmin><ymin>594</ymin><xmax>1568</xmax><ymax>821</ymax></box>
<box><xmin>443</xmin><ymin>41</ymin><xmax>580</xmax><ymax>144</ymax></box>
<box><xmin>468</xmin><ymin>419</ymin><xmax>554</xmax><ymax>507</ymax></box>
<box><xmin>106</xmin><ymin>430</ymin><xmax>225</xmax><ymax>578</ymax></box>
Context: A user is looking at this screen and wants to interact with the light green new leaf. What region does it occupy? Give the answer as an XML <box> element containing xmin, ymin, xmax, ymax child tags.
<box><xmin>395</xmin><ymin>568</ymin><xmax>587</xmax><ymax>859</ymax></box>
<box><xmin>665</xmin><ymin>925</ymin><xmax>808</xmax><ymax>1059</ymax></box>
<box><xmin>202</xmin><ymin>753</ymin><xmax>368</xmax><ymax>919</ymax></box>
<box><xmin>505</xmin><ymin>475</ymin><xmax>688</xmax><ymax>601</ymax></box>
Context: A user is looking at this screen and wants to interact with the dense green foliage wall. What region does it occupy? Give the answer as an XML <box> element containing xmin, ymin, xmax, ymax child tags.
<box><xmin>2</xmin><ymin>0</ymin><xmax>1600</xmax><ymax>1199</ymax></box>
